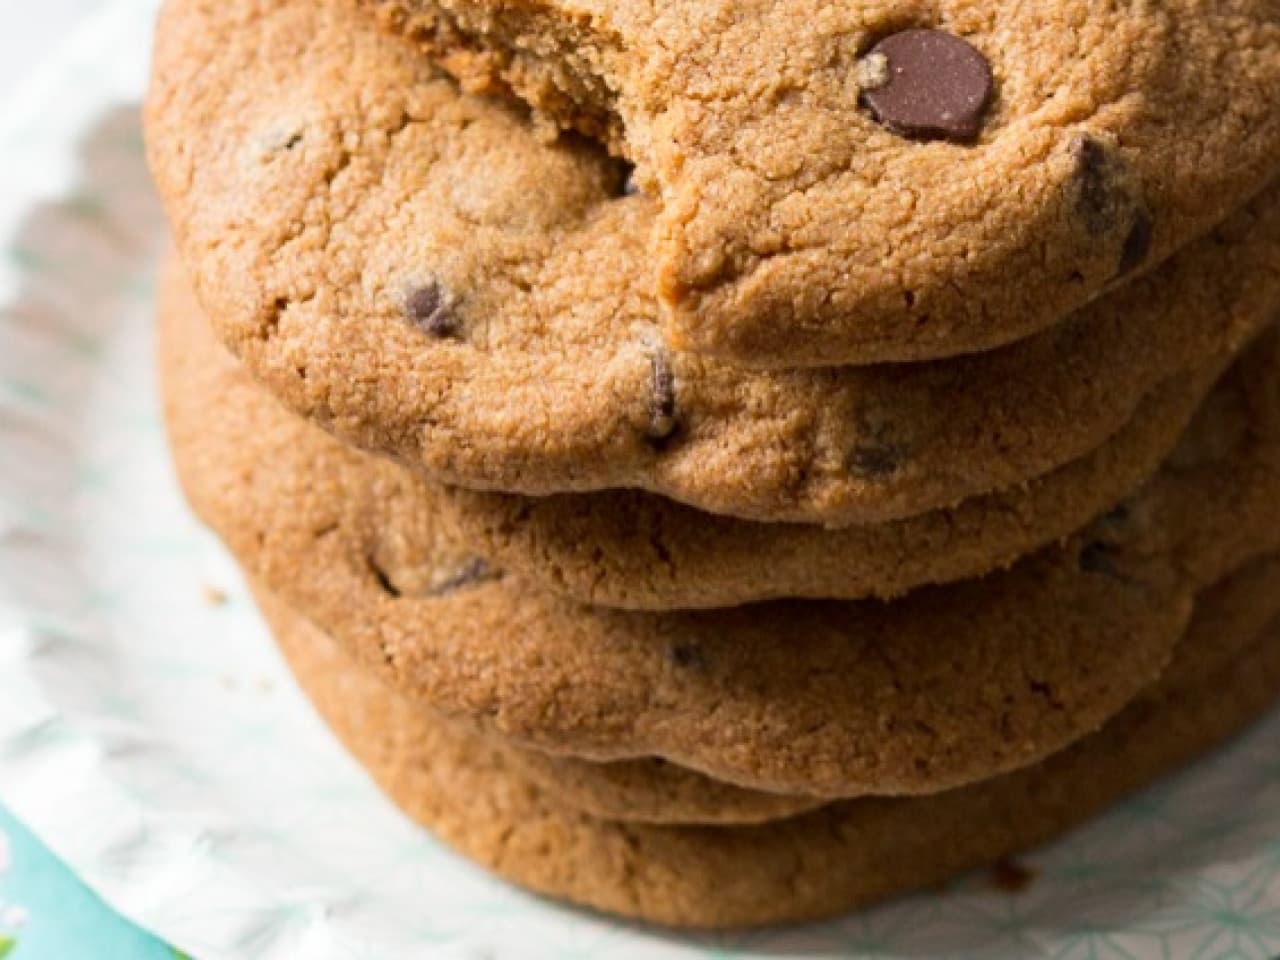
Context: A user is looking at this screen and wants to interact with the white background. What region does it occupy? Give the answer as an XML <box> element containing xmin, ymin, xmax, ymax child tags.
<box><xmin>0</xmin><ymin>1</ymin><xmax>107</xmax><ymax>99</ymax></box>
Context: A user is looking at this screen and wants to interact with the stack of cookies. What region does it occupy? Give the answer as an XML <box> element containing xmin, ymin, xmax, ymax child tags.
<box><xmin>143</xmin><ymin>0</ymin><xmax>1280</xmax><ymax>928</ymax></box>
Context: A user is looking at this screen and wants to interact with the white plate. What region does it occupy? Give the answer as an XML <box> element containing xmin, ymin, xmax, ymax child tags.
<box><xmin>1</xmin><ymin>3</ymin><xmax>1280</xmax><ymax>957</ymax></box>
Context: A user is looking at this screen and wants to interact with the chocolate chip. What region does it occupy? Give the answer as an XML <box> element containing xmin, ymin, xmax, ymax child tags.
<box><xmin>860</xmin><ymin>29</ymin><xmax>993</xmax><ymax>143</ymax></box>
<box><xmin>1071</xmin><ymin>136</ymin><xmax>1120</xmax><ymax>237</ymax></box>
<box><xmin>1069</xmin><ymin>136</ymin><xmax>1154</xmax><ymax>276</ymax></box>
<box><xmin>1078</xmin><ymin>541</ymin><xmax>1119</xmax><ymax>576</ymax></box>
<box><xmin>848</xmin><ymin>443</ymin><xmax>903</xmax><ymax>478</ymax></box>
<box><xmin>369</xmin><ymin>558</ymin><xmax>402</xmax><ymax>598</ymax></box>
<box><xmin>429</xmin><ymin>558</ymin><xmax>495</xmax><ymax>596</ymax></box>
<box><xmin>847</xmin><ymin>407</ymin><xmax>908</xmax><ymax>478</ymax></box>
<box><xmin>256</xmin><ymin>128</ymin><xmax>305</xmax><ymax>157</ymax></box>
<box><xmin>1099</xmin><ymin>500</ymin><xmax>1133</xmax><ymax>529</ymax></box>
<box><xmin>647</xmin><ymin>351</ymin><xmax>678</xmax><ymax>443</ymax></box>
<box><xmin>405</xmin><ymin>282</ymin><xmax>457</xmax><ymax>337</ymax></box>
<box><xmin>1118</xmin><ymin>210</ymin><xmax>1154</xmax><ymax>276</ymax></box>
<box><xmin>669</xmin><ymin>643</ymin><xmax>706</xmax><ymax>670</ymax></box>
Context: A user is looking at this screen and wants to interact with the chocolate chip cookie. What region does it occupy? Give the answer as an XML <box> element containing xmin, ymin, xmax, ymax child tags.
<box><xmin>257</xmin><ymin>577</ymin><xmax>1280</xmax><ymax>926</ymax></box>
<box><xmin>400</xmin><ymin>551</ymin><xmax>1280</xmax><ymax>826</ymax></box>
<box><xmin>159</xmin><ymin>262</ymin><xmax>1280</xmax><ymax>796</ymax></box>
<box><xmin>360</xmin><ymin>0</ymin><xmax>1280</xmax><ymax>367</ymax></box>
<box><xmin>166</xmin><ymin>264</ymin><xmax>1226</xmax><ymax>609</ymax></box>
<box><xmin>439</xmin><ymin>366</ymin><xmax>1218</xmax><ymax>608</ymax></box>
<box><xmin>145</xmin><ymin>0</ymin><xmax>1280</xmax><ymax>526</ymax></box>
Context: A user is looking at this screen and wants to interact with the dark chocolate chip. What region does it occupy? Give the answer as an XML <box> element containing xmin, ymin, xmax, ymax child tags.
<box><xmin>1099</xmin><ymin>500</ymin><xmax>1133</xmax><ymax>529</ymax></box>
<box><xmin>647</xmin><ymin>351</ymin><xmax>678</xmax><ymax>443</ymax></box>
<box><xmin>1117</xmin><ymin>209</ymin><xmax>1154</xmax><ymax>276</ymax></box>
<box><xmin>860</xmin><ymin>29</ymin><xmax>994</xmax><ymax>143</ymax></box>
<box><xmin>429</xmin><ymin>558</ymin><xmax>495</xmax><ymax>596</ymax></box>
<box><xmin>405</xmin><ymin>282</ymin><xmax>457</xmax><ymax>337</ymax></box>
<box><xmin>1028</xmin><ymin>679</ymin><xmax>1054</xmax><ymax>700</ymax></box>
<box><xmin>369</xmin><ymin>558</ymin><xmax>402</xmax><ymax>598</ymax></box>
<box><xmin>1078</xmin><ymin>541</ymin><xmax>1119</xmax><ymax>576</ymax></box>
<box><xmin>848</xmin><ymin>442</ymin><xmax>903</xmax><ymax>478</ymax></box>
<box><xmin>1069</xmin><ymin>136</ymin><xmax>1154</xmax><ymax>275</ymax></box>
<box><xmin>848</xmin><ymin>408</ymin><xmax>908</xmax><ymax>478</ymax></box>
<box><xmin>1071</xmin><ymin>136</ymin><xmax>1119</xmax><ymax>237</ymax></box>
<box><xmin>669</xmin><ymin>643</ymin><xmax>706</xmax><ymax>670</ymax></box>
<box><xmin>259</xmin><ymin>128</ymin><xmax>305</xmax><ymax>155</ymax></box>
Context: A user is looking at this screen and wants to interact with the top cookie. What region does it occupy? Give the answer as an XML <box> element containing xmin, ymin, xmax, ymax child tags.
<box><xmin>364</xmin><ymin>0</ymin><xmax>1280</xmax><ymax>367</ymax></box>
<box><xmin>144</xmin><ymin>0</ymin><xmax>1280</xmax><ymax>524</ymax></box>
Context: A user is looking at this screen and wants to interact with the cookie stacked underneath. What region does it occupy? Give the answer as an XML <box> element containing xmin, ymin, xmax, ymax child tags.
<box><xmin>144</xmin><ymin>0</ymin><xmax>1280</xmax><ymax>928</ymax></box>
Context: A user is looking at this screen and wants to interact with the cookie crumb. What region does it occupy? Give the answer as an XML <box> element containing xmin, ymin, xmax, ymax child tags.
<box><xmin>202</xmin><ymin>584</ymin><xmax>229</xmax><ymax>606</ymax></box>
<box><xmin>990</xmin><ymin>857</ymin><xmax>1037</xmax><ymax>893</ymax></box>
<box><xmin>856</xmin><ymin>52</ymin><xmax>891</xmax><ymax>91</ymax></box>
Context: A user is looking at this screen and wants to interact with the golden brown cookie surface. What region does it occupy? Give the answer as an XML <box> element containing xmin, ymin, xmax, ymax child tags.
<box><xmin>145</xmin><ymin>0</ymin><xmax>1280</xmax><ymax>525</ymax></box>
<box><xmin>256</xmin><ymin>580</ymin><xmax>1280</xmax><ymax>927</ymax></box>
<box><xmin>359</xmin><ymin>0</ymin><xmax>1280</xmax><ymax>366</ymax></box>
<box><xmin>164</xmin><ymin>266</ymin><xmax>1226</xmax><ymax>611</ymax></box>
<box><xmin>262</xmin><ymin>550</ymin><xmax>1280</xmax><ymax>828</ymax></box>
<box><xmin>158</xmin><ymin>258</ymin><xmax>1280</xmax><ymax>796</ymax></box>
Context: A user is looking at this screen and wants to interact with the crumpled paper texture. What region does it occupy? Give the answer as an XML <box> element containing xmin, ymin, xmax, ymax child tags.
<box><xmin>0</xmin><ymin>2</ymin><xmax>1279</xmax><ymax>957</ymax></box>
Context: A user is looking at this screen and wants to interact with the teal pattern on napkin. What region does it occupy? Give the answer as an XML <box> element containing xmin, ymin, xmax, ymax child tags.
<box><xmin>0</xmin><ymin>807</ymin><xmax>174</xmax><ymax>959</ymax></box>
